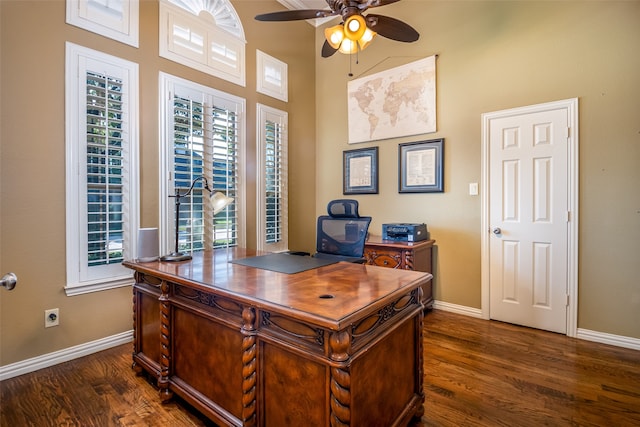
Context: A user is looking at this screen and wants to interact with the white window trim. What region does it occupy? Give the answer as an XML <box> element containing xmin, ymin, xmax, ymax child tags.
<box><xmin>65</xmin><ymin>42</ymin><xmax>140</xmax><ymax>296</ymax></box>
<box><xmin>257</xmin><ymin>50</ymin><xmax>288</xmax><ymax>102</ymax></box>
<box><xmin>159</xmin><ymin>72</ymin><xmax>246</xmax><ymax>255</ymax></box>
<box><xmin>159</xmin><ymin>0</ymin><xmax>246</xmax><ymax>87</ymax></box>
<box><xmin>66</xmin><ymin>0</ymin><xmax>139</xmax><ymax>48</ymax></box>
<box><xmin>256</xmin><ymin>103</ymin><xmax>288</xmax><ymax>252</ymax></box>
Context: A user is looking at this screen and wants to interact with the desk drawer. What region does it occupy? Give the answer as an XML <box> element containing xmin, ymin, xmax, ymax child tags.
<box><xmin>365</xmin><ymin>248</ymin><xmax>403</xmax><ymax>269</ymax></box>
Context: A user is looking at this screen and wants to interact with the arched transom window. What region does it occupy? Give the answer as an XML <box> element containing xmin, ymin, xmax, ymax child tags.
<box><xmin>160</xmin><ymin>0</ymin><xmax>247</xmax><ymax>86</ymax></box>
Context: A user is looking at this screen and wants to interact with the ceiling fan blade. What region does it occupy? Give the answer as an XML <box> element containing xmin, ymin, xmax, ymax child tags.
<box><xmin>255</xmin><ymin>9</ymin><xmax>336</xmax><ymax>21</ymax></box>
<box><xmin>362</xmin><ymin>0</ymin><xmax>402</xmax><ymax>9</ymax></box>
<box><xmin>365</xmin><ymin>14</ymin><xmax>419</xmax><ymax>42</ymax></box>
<box><xmin>322</xmin><ymin>40</ymin><xmax>339</xmax><ymax>58</ymax></box>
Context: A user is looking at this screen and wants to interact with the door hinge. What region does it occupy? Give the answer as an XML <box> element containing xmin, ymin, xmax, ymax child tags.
<box><xmin>566</xmin><ymin>294</ymin><xmax>570</xmax><ymax>306</ymax></box>
<box><xmin>566</xmin><ymin>211</ymin><xmax>571</xmax><ymax>222</ymax></box>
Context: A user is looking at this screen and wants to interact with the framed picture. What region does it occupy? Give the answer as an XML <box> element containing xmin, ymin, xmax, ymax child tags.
<box><xmin>399</xmin><ymin>139</ymin><xmax>444</xmax><ymax>193</ymax></box>
<box><xmin>343</xmin><ymin>147</ymin><xmax>379</xmax><ymax>194</ymax></box>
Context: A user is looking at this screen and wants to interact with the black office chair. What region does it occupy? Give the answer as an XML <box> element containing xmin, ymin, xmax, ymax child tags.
<box><xmin>314</xmin><ymin>199</ymin><xmax>372</xmax><ymax>263</ymax></box>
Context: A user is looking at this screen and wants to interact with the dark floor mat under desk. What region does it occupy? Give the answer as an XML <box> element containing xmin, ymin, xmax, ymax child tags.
<box><xmin>229</xmin><ymin>253</ymin><xmax>339</xmax><ymax>274</ymax></box>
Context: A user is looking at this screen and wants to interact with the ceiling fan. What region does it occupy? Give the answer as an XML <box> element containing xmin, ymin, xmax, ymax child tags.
<box><xmin>255</xmin><ymin>0</ymin><xmax>419</xmax><ymax>58</ymax></box>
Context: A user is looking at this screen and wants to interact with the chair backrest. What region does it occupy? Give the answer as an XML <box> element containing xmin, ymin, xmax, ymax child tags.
<box><xmin>316</xmin><ymin>199</ymin><xmax>372</xmax><ymax>258</ymax></box>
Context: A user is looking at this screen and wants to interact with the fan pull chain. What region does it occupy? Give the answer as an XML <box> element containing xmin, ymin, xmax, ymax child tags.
<box><xmin>348</xmin><ymin>46</ymin><xmax>361</xmax><ymax>77</ymax></box>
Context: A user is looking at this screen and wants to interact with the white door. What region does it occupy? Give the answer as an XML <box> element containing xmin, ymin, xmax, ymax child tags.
<box><xmin>482</xmin><ymin>99</ymin><xmax>579</xmax><ymax>334</ymax></box>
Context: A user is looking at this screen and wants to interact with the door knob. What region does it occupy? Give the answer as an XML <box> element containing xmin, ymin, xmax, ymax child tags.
<box><xmin>1</xmin><ymin>272</ymin><xmax>17</xmax><ymax>290</ymax></box>
<box><xmin>492</xmin><ymin>228</ymin><xmax>502</xmax><ymax>235</ymax></box>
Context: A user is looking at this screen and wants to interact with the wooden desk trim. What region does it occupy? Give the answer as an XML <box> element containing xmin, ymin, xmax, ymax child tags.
<box><xmin>124</xmin><ymin>249</ymin><xmax>430</xmax><ymax>427</ymax></box>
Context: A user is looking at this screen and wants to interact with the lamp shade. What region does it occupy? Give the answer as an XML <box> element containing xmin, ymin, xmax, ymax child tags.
<box><xmin>338</xmin><ymin>38</ymin><xmax>358</xmax><ymax>54</ymax></box>
<box><xmin>344</xmin><ymin>15</ymin><xmax>366</xmax><ymax>41</ymax></box>
<box><xmin>209</xmin><ymin>191</ymin><xmax>234</xmax><ymax>214</ymax></box>
<box><xmin>358</xmin><ymin>28</ymin><xmax>376</xmax><ymax>50</ymax></box>
<box><xmin>324</xmin><ymin>25</ymin><xmax>344</xmax><ymax>49</ymax></box>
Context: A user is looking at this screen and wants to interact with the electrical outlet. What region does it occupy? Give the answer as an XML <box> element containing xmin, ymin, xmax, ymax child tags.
<box><xmin>45</xmin><ymin>308</ymin><xmax>59</xmax><ymax>328</ymax></box>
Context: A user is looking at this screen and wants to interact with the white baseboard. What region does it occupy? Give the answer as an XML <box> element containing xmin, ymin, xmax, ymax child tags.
<box><xmin>432</xmin><ymin>300</ymin><xmax>483</xmax><ymax>318</ymax></box>
<box><xmin>577</xmin><ymin>328</ymin><xmax>640</xmax><ymax>351</ymax></box>
<box><xmin>432</xmin><ymin>300</ymin><xmax>640</xmax><ymax>351</ymax></box>
<box><xmin>0</xmin><ymin>330</ymin><xmax>133</xmax><ymax>381</ymax></box>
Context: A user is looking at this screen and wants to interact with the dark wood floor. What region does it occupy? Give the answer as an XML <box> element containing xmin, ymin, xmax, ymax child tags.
<box><xmin>421</xmin><ymin>311</ymin><xmax>640</xmax><ymax>427</ymax></box>
<box><xmin>1</xmin><ymin>310</ymin><xmax>639</xmax><ymax>426</ymax></box>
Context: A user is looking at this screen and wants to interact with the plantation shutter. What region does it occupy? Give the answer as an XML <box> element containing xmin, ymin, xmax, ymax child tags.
<box><xmin>85</xmin><ymin>71</ymin><xmax>126</xmax><ymax>266</ymax></box>
<box><xmin>264</xmin><ymin>119</ymin><xmax>284</xmax><ymax>244</ymax></box>
<box><xmin>256</xmin><ymin>103</ymin><xmax>288</xmax><ymax>252</ymax></box>
<box><xmin>210</xmin><ymin>104</ymin><xmax>240</xmax><ymax>248</ymax></box>
<box><xmin>66</xmin><ymin>42</ymin><xmax>139</xmax><ymax>294</ymax></box>
<box><xmin>170</xmin><ymin>93</ymin><xmax>240</xmax><ymax>252</ymax></box>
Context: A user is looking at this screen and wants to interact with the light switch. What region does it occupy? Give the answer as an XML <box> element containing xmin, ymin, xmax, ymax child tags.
<box><xmin>469</xmin><ymin>182</ymin><xmax>478</xmax><ymax>196</ymax></box>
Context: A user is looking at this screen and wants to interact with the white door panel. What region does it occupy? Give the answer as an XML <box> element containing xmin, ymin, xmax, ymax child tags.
<box><xmin>487</xmin><ymin>107</ymin><xmax>569</xmax><ymax>333</ymax></box>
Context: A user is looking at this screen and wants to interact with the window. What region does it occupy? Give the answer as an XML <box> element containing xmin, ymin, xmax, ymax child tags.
<box><xmin>159</xmin><ymin>0</ymin><xmax>246</xmax><ymax>87</ymax></box>
<box><xmin>65</xmin><ymin>42</ymin><xmax>139</xmax><ymax>296</ymax></box>
<box><xmin>66</xmin><ymin>0</ymin><xmax>139</xmax><ymax>47</ymax></box>
<box><xmin>159</xmin><ymin>73</ymin><xmax>245</xmax><ymax>255</ymax></box>
<box><xmin>256</xmin><ymin>50</ymin><xmax>288</xmax><ymax>102</ymax></box>
<box><xmin>256</xmin><ymin>104</ymin><xmax>288</xmax><ymax>252</ymax></box>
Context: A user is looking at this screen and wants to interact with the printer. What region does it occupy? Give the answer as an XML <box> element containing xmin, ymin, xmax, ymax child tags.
<box><xmin>382</xmin><ymin>223</ymin><xmax>429</xmax><ymax>242</ymax></box>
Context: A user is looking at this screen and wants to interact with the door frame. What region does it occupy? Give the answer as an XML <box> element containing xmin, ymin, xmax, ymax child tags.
<box><xmin>480</xmin><ymin>98</ymin><xmax>579</xmax><ymax>337</ymax></box>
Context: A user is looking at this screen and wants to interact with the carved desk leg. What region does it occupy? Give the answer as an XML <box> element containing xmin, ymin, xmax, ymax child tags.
<box><xmin>241</xmin><ymin>307</ymin><xmax>258</xmax><ymax>427</ymax></box>
<box><xmin>414</xmin><ymin>287</ymin><xmax>425</xmax><ymax>419</ymax></box>
<box><xmin>158</xmin><ymin>280</ymin><xmax>173</xmax><ymax>402</ymax></box>
<box><xmin>329</xmin><ymin>330</ymin><xmax>351</xmax><ymax>427</ymax></box>
<box><xmin>131</xmin><ymin>274</ymin><xmax>142</xmax><ymax>375</ymax></box>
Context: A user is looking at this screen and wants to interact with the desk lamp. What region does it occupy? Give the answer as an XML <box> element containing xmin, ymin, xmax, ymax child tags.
<box><xmin>160</xmin><ymin>176</ymin><xmax>233</xmax><ymax>262</ymax></box>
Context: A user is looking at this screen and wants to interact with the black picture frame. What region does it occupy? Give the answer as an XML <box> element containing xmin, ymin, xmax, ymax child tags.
<box><xmin>343</xmin><ymin>147</ymin><xmax>379</xmax><ymax>194</ymax></box>
<box><xmin>399</xmin><ymin>139</ymin><xmax>444</xmax><ymax>193</ymax></box>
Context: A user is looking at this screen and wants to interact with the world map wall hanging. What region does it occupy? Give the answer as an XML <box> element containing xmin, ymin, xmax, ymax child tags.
<box><xmin>347</xmin><ymin>55</ymin><xmax>436</xmax><ymax>144</ymax></box>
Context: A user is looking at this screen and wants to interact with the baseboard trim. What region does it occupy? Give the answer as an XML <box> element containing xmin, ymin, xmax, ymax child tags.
<box><xmin>0</xmin><ymin>330</ymin><xmax>133</xmax><ymax>381</ymax></box>
<box><xmin>577</xmin><ymin>328</ymin><xmax>640</xmax><ymax>351</ymax></box>
<box><xmin>433</xmin><ymin>301</ymin><xmax>640</xmax><ymax>351</ymax></box>
<box><xmin>432</xmin><ymin>300</ymin><xmax>483</xmax><ymax>318</ymax></box>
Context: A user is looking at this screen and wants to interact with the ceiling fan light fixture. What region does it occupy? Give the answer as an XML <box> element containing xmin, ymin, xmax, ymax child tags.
<box><xmin>344</xmin><ymin>14</ymin><xmax>366</xmax><ymax>41</ymax></box>
<box><xmin>338</xmin><ymin>38</ymin><xmax>358</xmax><ymax>55</ymax></box>
<box><xmin>325</xmin><ymin>24</ymin><xmax>345</xmax><ymax>49</ymax></box>
<box><xmin>357</xmin><ymin>27</ymin><xmax>377</xmax><ymax>50</ymax></box>
<box><xmin>255</xmin><ymin>1</ymin><xmax>420</xmax><ymax>59</ymax></box>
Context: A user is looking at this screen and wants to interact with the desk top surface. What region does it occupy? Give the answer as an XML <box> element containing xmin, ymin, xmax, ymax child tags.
<box><xmin>123</xmin><ymin>249</ymin><xmax>431</xmax><ymax>328</ymax></box>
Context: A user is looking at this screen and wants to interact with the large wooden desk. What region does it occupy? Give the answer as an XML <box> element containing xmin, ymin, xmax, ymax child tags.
<box><xmin>123</xmin><ymin>249</ymin><xmax>431</xmax><ymax>427</ymax></box>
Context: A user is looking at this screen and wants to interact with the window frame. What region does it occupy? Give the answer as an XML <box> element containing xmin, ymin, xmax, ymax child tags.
<box><xmin>66</xmin><ymin>0</ymin><xmax>139</xmax><ymax>48</ymax></box>
<box><xmin>256</xmin><ymin>103</ymin><xmax>288</xmax><ymax>252</ymax></box>
<box><xmin>65</xmin><ymin>42</ymin><xmax>140</xmax><ymax>296</ymax></box>
<box><xmin>256</xmin><ymin>50</ymin><xmax>288</xmax><ymax>102</ymax></box>
<box><xmin>159</xmin><ymin>72</ymin><xmax>246</xmax><ymax>256</ymax></box>
<box><xmin>159</xmin><ymin>0</ymin><xmax>246</xmax><ymax>87</ymax></box>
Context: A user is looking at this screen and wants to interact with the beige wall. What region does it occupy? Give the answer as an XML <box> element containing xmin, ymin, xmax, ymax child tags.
<box><xmin>0</xmin><ymin>0</ymin><xmax>316</xmax><ymax>365</ymax></box>
<box><xmin>1</xmin><ymin>0</ymin><xmax>638</xmax><ymax>368</ymax></box>
<box><xmin>315</xmin><ymin>1</ymin><xmax>640</xmax><ymax>338</ymax></box>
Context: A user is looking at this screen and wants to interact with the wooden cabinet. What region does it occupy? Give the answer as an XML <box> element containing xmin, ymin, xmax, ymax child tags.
<box><xmin>364</xmin><ymin>237</ymin><xmax>435</xmax><ymax>309</ymax></box>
